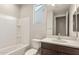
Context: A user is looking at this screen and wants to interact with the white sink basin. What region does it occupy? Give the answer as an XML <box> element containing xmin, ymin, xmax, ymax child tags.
<box><xmin>47</xmin><ymin>38</ymin><xmax>74</xmax><ymax>43</ymax></box>
<box><xmin>51</xmin><ymin>39</ymin><xmax>67</xmax><ymax>43</ymax></box>
<box><xmin>43</xmin><ymin>38</ymin><xmax>79</xmax><ymax>44</ymax></box>
<box><xmin>51</xmin><ymin>38</ymin><xmax>78</xmax><ymax>44</ymax></box>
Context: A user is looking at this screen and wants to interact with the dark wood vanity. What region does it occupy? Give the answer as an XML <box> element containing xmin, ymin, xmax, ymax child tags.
<box><xmin>40</xmin><ymin>42</ymin><xmax>79</xmax><ymax>55</ymax></box>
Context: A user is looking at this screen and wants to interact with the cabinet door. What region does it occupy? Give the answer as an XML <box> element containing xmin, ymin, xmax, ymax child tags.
<box><xmin>41</xmin><ymin>48</ymin><xmax>58</xmax><ymax>55</ymax></box>
<box><xmin>41</xmin><ymin>42</ymin><xmax>79</xmax><ymax>55</ymax></box>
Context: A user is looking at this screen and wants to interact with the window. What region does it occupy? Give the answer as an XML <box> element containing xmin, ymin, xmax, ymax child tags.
<box><xmin>33</xmin><ymin>4</ymin><xmax>45</xmax><ymax>24</ymax></box>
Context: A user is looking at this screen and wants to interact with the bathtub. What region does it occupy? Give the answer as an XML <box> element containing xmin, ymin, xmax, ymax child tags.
<box><xmin>0</xmin><ymin>44</ymin><xmax>29</xmax><ymax>55</ymax></box>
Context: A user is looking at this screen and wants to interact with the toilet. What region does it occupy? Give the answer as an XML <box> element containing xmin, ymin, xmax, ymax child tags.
<box><xmin>25</xmin><ymin>39</ymin><xmax>41</xmax><ymax>55</ymax></box>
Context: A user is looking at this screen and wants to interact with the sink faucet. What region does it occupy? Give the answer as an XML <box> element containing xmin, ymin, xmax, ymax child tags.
<box><xmin>76</xmin><ymin>32</ymin><xmax>78</xmax><ymax>40</ymax></box>
<box><xmin>58</xmin><ymin>33</ymin><xmax>61</xmax><ymax>40</ymax></box>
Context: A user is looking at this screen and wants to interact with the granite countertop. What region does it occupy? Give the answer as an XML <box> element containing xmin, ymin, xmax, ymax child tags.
<box><xmin>41</xmin><ymin>37</ymin><xmax>79</xmax><ymax>49</ymax></box>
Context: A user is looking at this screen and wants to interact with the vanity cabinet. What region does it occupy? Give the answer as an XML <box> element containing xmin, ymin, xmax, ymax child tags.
<box><xmin>41</xmin><ymin>42</ymin><xmax>79</xmax><ymax>55</ymax></box>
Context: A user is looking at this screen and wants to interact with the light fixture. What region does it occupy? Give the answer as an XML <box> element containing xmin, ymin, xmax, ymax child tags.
<box><xmin>51</xmin><ymin>4</ymin><xmax>55</xmax><ymax>6</ymax></box>
<box><xmin>47</xmin><ymin>4</ymin><xmax>55</xmax><ymax>6</ymax></box>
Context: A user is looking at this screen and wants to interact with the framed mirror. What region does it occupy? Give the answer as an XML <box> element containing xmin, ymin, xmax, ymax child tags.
<box><xmin>73</xmin><ymin>4</ymin><xmax>79</xmax><ymax>38</ymax></box>
<box><xmin>73</xmin><ymin>11</ymin><xmax>76</xmax><ymax>32</ymax></box>
<box><xmin>52</xmin><ymin>4</ymin><xmax>70</xmax><ymax>36</ymax></box>
<box><xmin>46</xmin><ymin>4</ymin><xmax>79</xmax><ymax>38</ymax></box>
<box><xmin>74</xmin><ymin>4</ymin><xmax>79</xmax><ymax>38</ymax></box>
<box><xmin>76</xmin><ymin>5</ymin><xmax>79</xmax><ymax>32</ymax></box>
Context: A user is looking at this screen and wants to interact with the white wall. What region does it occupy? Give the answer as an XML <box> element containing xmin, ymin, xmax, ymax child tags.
<box><xmin>69</xmin><ymin>4</ymin><xmax>77</xmax><ymax>37</ymax></box>
<box><xmin>30</xmin><ymin>5</ymin><xmax>47</xmax><ymax>39</ymax></box>
<box><xmin>17</xmin><ymin>5</ymin><xmax>33</xmax><ymax>46</ymax></box>
<box><xmin>16</xmin><ymin>5</ymin><xmax>47</xmax><ymax>49</ymax></box>
<box><xmin>46</xmin><ymin>6</ymin><xmax>54</xmax><ymax>37</ymax></box>
<box><xmin>16</xmin><ymin>4</ymin><xmax>47</xmax><ymax>49</ymax></box>
<box><xmin>0</xmin><ymin>4</ymin><xmax>19</xmax><ymax>48</ymax></box>
<box><xmin>0</xmin><ymin>5</ymin><xmax>19</xmax><ymax>17</ymax></box>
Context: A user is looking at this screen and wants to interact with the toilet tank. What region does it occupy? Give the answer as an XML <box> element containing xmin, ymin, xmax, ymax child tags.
<box><xmin>31</xmin><ymin>39</ymin><xmax>41</xmax><ymax>49</ymax></box>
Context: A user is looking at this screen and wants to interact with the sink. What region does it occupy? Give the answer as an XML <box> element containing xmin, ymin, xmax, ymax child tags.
<box><xmin>51</xmin><ymin>38</ymin><xmax>77</xmax><ymax>43</ymax></box>
<box><xmin>46</xmin><ymin>37</ymin><xmax>70</xmax><ymax>43</ymax></box>
<box><xmin>43</xmin><ymin>38</ymin><xmax>78</xmax><ymax>44</ymax></box>
<box><xmin>51</xmin><ymin>39</ymin><xmax>67</xmax><ymax>43</ymax></box>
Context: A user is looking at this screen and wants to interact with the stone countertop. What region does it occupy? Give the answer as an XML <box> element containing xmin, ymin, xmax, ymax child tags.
<box><xmin>40</xmin><ymin>38</ymin><xmax>79</xmax><ymax>49</ymax></box>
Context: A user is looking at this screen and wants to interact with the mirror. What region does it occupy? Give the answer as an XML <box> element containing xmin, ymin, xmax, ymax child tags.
<box><xmin>52</xmin><ymin>4</ymin><xmax>70</xmax><ymax>36</ymax></box>
<box><xmin>76</xmin><ymin>5</ymin><xmax>79</xmax><ymax>32</ymax></box>
<box><xmin>73</xmin><ymin>8</ymin><xmax>78</xmax><ymax>38</ymax></box>
<box><xmin>73</xmin><ymin>12</ymin><xmax>76</xmax><ymax>32</ymax></box>
<box><xmin>47</xmin><ymin>4</ymin><xmax>78</xmax><ymax>38</ymax></box>
<box><xmin>73</xmin><ymin>4</ymin><xmax>79</xmax><ymax>38</ymax></box>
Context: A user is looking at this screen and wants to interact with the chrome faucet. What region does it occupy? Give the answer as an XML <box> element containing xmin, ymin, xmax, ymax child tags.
<box><xmin>58</xmin><ymin>33</ymin><xmax>61</xmax><ymax>40</ymax></box>
<box><xmin>76</xmin><ymin>32</ymin><xmax>78</xmax><ymax>40</ymax></box>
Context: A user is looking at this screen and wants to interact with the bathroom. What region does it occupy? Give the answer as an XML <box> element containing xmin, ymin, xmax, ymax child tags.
<box><xmin>0</xmin><ymin>4</ymin><xmax>79</xmax><ymax>55</ymax></box>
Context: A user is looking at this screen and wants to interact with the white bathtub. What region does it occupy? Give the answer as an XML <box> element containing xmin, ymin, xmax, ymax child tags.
<box><xmin>0</xmin><ymin>44</ymin><xmax>29</xmax><ymax>55</ymax></box>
